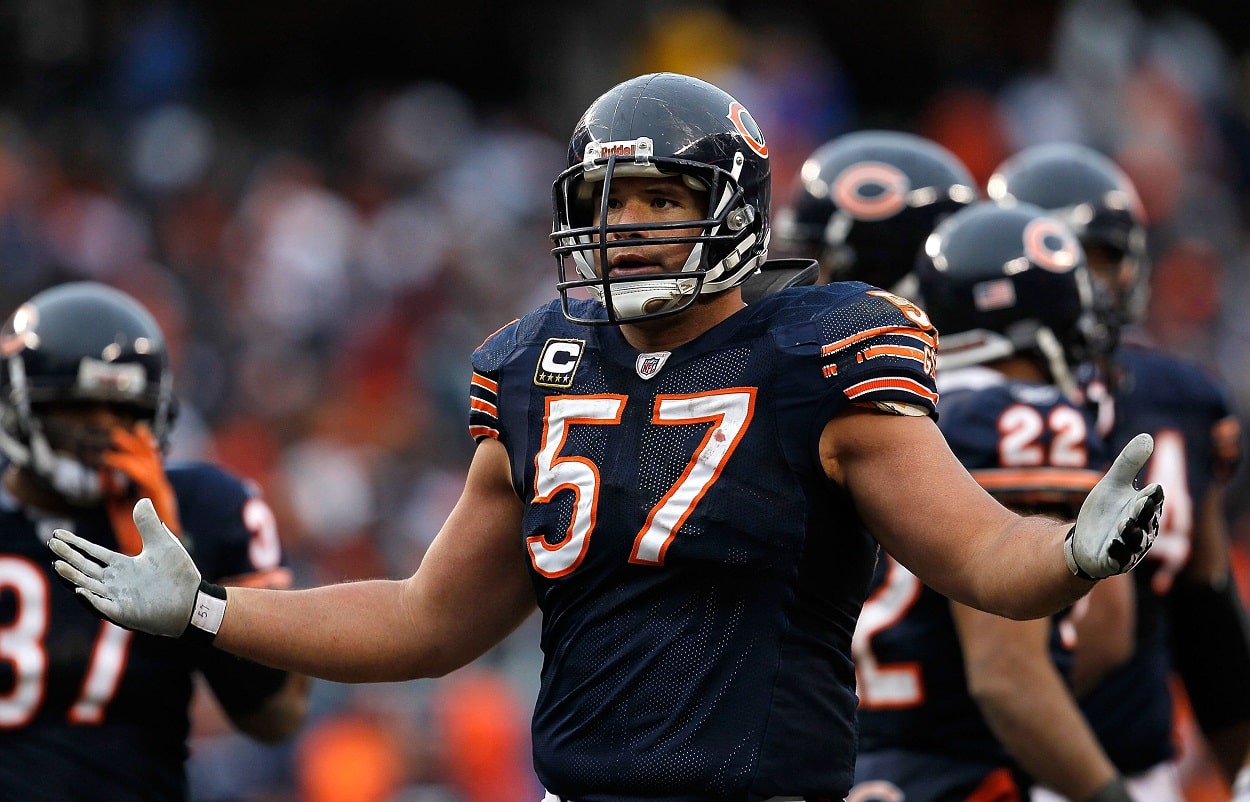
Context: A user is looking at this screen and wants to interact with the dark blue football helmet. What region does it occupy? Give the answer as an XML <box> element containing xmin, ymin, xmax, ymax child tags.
<box><xmin>551</xmin><ymin>72</ymin><xmax>771</xmax><ymax>324</ymax></box>
<box><xmin>773</xmin><ymin>130</ymin><xmax>978</xmax><ymax>290</ymax></box>
<box><xmin>916</xmin><ymin>201</ymin><xmax>1109</xmax><ymax>399</ymax></box>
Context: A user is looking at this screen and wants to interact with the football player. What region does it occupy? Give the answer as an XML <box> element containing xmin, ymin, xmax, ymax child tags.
<box><xmin>0</xmin><ymin>282</ymin><xmax>309</xmax><ymax>801</ymax></box>
<box><xmin>989</xmin><ymin>141</ymin><xmax>1250</xmax><ymax>802</ymax></box>
<box><xmin>770</xmin><ymin>128</ymin><xmax>979</xmax><ymax>293</ymax></box>
<box><xmin>47</xmin><ymin>73</ymin><xmax>1162</xmax><ymax>802</ymax></box>
<box><xmin>850</xmin><ymin>201</ymin><xmax>1134</xmax><ymax>802</ymax></box>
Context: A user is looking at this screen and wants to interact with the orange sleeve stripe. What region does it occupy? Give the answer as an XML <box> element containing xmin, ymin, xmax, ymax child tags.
<box><xmin>469</xmin><ymin>425</ymin><xmax>500</xmax><ymax>440</ymax></box>
<box><xmin>822</xmin><ymin>325</ymin><xmax>937</xmax><ymax>356</ymax></box>
<box><xmin>471</xmin><ymin>373</ymin><xmax>499</xmax><ymax>393</ymax></box>
<box><xmin>845</xmin><ymin>376</ymin><xmax>939</xmax><ymax>404</ymax></box>
<box><xmin>470</xmin><ymin>397</ymin><xmax>498</xmax><ymax>415</ymax></box>
<box><xmin>859</xmin><ymin>344</ymin><xmax>928</xmax><ymax>363</ymax></box>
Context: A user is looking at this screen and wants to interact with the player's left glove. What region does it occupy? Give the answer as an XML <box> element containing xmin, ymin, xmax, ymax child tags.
<box><xmin>48</xmin><ymin>498</ymin><xmax>225</xmax><ymax>643</ymax></box>
<box><xmin>1065</xmin><ymin>432</ymin><xmax>1164</xmax><ymax>580</ymax></box>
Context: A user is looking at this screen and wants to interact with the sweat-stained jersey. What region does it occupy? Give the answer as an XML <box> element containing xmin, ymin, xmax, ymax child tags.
<box><xmin>852</xmin><ymin>366</ymin><xmax>1108</xmax><ymax>802</ymax></box>
<box><xmin>468</xmin><ymin>282</ymin><xmax>939</xmax><ymax>802</ymax></box>
<box><xmin>1079</xmin><ymin>338</ymin><xmax>1242</xmax><ymax>775</ymax></box>
<box><xmin>0</xmin><ymin>461</ymin><xmax>290</xmax><ymax>802</ymax></box>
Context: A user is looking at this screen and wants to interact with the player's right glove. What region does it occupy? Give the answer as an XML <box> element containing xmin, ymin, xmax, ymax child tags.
<box><xmin>1065</xmin><ymin>432</ymin><xmax>1164</xmax><ymax>580</ymax></box>
<box><xmin>47</xmin><ymin>497</ymin><xmax>226</xmax><ymax>643</ymax></box>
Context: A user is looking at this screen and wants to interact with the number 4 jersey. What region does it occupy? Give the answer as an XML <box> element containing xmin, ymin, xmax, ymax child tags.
<box><xmin>468</xmin><ymin>283</ymin><xmax>939</xmax><ymax>801</ymax></box>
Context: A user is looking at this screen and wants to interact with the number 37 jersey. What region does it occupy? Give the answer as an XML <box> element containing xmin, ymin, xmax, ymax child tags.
<box><xmin>0</xmin><ymin>461</ymin><xmax>289</xmax><ymax>801</ymax></box>
<box><xmin>469</xmin><ymin>283</ymin><xmax>939</xmax><ymax>800</ymax></box>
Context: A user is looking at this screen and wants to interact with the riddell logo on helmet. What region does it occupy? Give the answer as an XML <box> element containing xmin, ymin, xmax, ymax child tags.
<box><xmin>600</xmin><ymin>143</ymin><xmax>640</xmax><ymax>158</ymax></box>
<box><xmin>582</xmin><ymin>137</ymin><xmax>654</xmax><ymax>169</ymax></box>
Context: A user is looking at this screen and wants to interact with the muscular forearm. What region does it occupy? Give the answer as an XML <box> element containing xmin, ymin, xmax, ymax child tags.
<box><xmin>216</xmin><ymin>579</ymin><xmax>509</xmax><ymax>682</ymax></box>
<box><xmin>956</xmin><ymin>607</ymin><xmax>1118</xmax><ymax>800</ymax></box>
<box><xmin>959</xmin><ymin>515</ymin><xmax>1095</xmax><ymax>620</ymax></box>
<box><xmin>215</xmin><ymin>581</ymin><xmax>417</xmax><ymax>681</ymax></box>
<box><xmin>974</xmin><ymin>664</ymin><xmax>1117</xmax><ymax>799</ymax></box>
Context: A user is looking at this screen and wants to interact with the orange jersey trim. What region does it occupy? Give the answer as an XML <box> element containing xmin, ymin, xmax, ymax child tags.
<box><xmin>822</xmin><ymin>325</ymin><xmax>937</xmax><ymax>357</ymax></box>
<box><xmin>844</xmin><ymin>376</ymin><xmax>939</xmax><ymax>404</ymax></box>
<box><xmin>970</xmin><ymin>468</ymin><xmax>1102</xmax><ymax>493</ymax></box>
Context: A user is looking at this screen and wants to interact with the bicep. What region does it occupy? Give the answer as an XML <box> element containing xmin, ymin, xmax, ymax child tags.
<box><xmin>218</xmin><ymin>438</ymin><xmax>533</xmax><ymax>682</ymax></box>
<box><xmin>399</xmin><ymin>437</ymin><xmax>536</xmax><ymax>673</ymax></box>
<box><xmin>821</xmin><ymin>408</ymin><xmax>1018</xmax><ymax>602</ymax></box>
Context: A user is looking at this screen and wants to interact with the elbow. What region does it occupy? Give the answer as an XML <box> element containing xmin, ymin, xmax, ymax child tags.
<box><xmin>232</xmin><ymin>673</ymin><xmax>313</xmax><ymax>743</ymax></box>
<box><xmin>964</xmin><ymin>669</ymin><xmax>1025</xmax><ymax>711</ymax></box>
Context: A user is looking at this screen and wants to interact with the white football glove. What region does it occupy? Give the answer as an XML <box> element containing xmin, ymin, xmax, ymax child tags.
<box><xmin>48</xmin><ymin>497</ymin><xmax>227</xmax><ymax>642</ymax></box>
<box><xmin>1065</xmin><ymin>432</ymin><xmax>1165</xmax><ymax>580</ymax></box>
<box><xmin>1233</xmin><ymin>767</ymin><xmax>1250</xmax><ymax>802</ymax></box>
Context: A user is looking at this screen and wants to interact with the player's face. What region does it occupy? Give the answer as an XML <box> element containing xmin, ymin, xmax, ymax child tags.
<box><xmin>36</xmin><ymin>402</ymin><xmax>144</xmax><ymax>469</ymax></box>
<box><xmin>589</xmin><ymin>175</ymin><xmax>707</xmax><ymax>278</ymax></box>
<box><xmin>1083</xmin><ymin>243</ymin><xmax>1138</xmax><ymax>308</ymax></box>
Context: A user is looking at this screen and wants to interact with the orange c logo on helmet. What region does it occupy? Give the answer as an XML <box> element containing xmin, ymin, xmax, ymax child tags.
<box><xmin>832</xmin><ymin>162</ymin><xmax>910</xmax><ymax>222</ymax></box>
<box><xmin>1023</xmin><ymin>217</ymin><xmax>1081</xmax><ymax>273</ymax></box>
<box><xmin>727</xmin><ymin>102</ymin><xmax>768</xmax><ymax>158</ymax></box>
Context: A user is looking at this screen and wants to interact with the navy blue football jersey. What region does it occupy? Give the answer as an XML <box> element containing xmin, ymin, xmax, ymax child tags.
<box><xmin>1080</xmin><ymin>339</ymin><xmax>1238</xmax><ymax>773</ymax></box>
<box><xmin>853</xmin><ymin>367</ymin><xmax>1107</xmax><ymax>799</ymax></box>
<box><xmin>0</xmin><ymin>460</ymin><xmax>289</xmax><ymax>801</ymax></box>
<box><xmin>468</xmin><ymin>284</ymin><xmax>939</xmax><ymax>801</ymax></box>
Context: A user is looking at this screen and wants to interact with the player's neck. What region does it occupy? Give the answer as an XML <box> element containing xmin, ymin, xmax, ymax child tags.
<box><xmin>619</xmin><ymin>289</ymin><xmax>745</xmax><ymax>352</ymax></box>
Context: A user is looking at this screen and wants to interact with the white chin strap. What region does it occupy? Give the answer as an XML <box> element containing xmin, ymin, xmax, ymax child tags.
<box><xmin>28</xmin><ymin>428</ymin><xmax>105</xmax><ymax>504</ymax></box>
<box><xmin>595</xmin><ymin>276</ymin><xmax>699</xmax><ymax>319</ymax></box>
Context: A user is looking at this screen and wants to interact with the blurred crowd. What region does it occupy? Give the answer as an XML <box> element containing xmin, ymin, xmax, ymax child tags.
<box><xmin>4</xmin><ymin>0</ymin><xmax>1250</xmax><ymax>800</ymax></box>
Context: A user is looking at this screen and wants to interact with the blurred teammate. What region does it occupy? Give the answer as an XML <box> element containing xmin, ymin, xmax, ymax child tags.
<box><xmin>989</xmin><ymin>141</ymin><xmax>1250</xmax><ymax>801</ymax></box>
<box><xmin>0</xmin><ymin>281</ymin><xmax>309</xmax><ymax>801</ymax></box>
<box><xmin>771</xmin><ymin>128</ymin><xmax>979</xmax><ymax>293</ymax></box>
<box><xmin>47</xmin><ymin>73</ymin><xmax>1162</xmax><ymax>802</ymax></box>
<box><xmin>773</xmin><ymin>135</ymin><xmax>1137</xmax><ymax>801</ymax></box>
<box><xmin>849</xmin><ymin>200</ymin><xmax>1134</xmax><ymax>802</ymax></box>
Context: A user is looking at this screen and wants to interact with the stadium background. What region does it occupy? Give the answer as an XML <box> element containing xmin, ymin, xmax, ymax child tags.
<box><xmin>2</xmin><ymin>1</ymin><xmax>1249</xmax><ymax>800</ymax></box>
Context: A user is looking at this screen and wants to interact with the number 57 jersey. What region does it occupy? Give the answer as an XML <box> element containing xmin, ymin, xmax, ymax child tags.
<box><xmin>469</xmin><ymin>284</ymin><xmax>939</xmax><ymax>800</ymax></box>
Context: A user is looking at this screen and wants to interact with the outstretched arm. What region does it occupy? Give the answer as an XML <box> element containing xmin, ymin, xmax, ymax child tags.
<box><xmin>51</xmin><ymin>438</ymin><xmax>535</xmax><ymax>683</ymax></box>
<box><xmin>821</xmin><ymin>409</ymin><xmax>1161</xmax><ymax>619</ymax></box>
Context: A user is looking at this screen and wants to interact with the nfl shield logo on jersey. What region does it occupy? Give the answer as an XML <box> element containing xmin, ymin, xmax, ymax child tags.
<box><xmin>635</xmin><ymin>351</ymin><xmax>670</xmax><ymax>380</ymax></box>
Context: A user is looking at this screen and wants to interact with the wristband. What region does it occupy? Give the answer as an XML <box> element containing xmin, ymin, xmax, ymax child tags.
<box><xmin>182</xmin><ymin>581</ymin><xmax>227</xmax><ymax>646</ymax></box>
<box><xmin>1063</xmin><ymin>525</ymin><xmax>1099</xmax><ymax>581</ymax></box>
